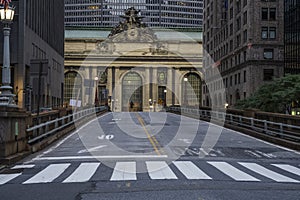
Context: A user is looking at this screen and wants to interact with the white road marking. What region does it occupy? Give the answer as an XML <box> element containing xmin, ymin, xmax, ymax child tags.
<box><xmin>77</xmin><ymin>145</ymin><xmax>107</xmax><ymax>154</ymax></box>
<box><xmin>63</xmin><ymin>163</ymin><xmax>100</xmax><ymax>183</ymax></box>
<box><xmin>23</xmin><ymin>164</ymin><xmax>70</xmax><ymax>184</ymax></box>
<box><xmin>244</xmin><ymin>150</ymin><xmax>262</xmax><ymax>158</ymax></box>
<box><xmin>239</xmin><ymin>162</ymin><xmax>299</xmax><ymax>183</ymax></box>
<box><xmin>0</xmin><ymin>174</ymin><xmax>22</xmax><ymax>185</ymax></box>
<box><xmin>34</xmin><ymin>155</ymin><xmax>168</xmax><ymax>161</ymax></box>
<box><xmin>24</xmin><ymin>113</ymin><xmax>111</xmax><ymax>164</ymax></box>
<box><xmin>11</xmin><ymin>165</ymin><xmax>35</xmax><ymax>169</ymax></box>
<box><xmin>208</xmin><ymin>162</ymin><xmax>260</xmax><ymax>181</ymax></box>
<box><xmin>178</xmin><ymin>139</ymin><xmax>192</xmax><ymax>144</ymax></box>
<box><xmin>271</xmin><ymin>164</ymin><xmax>300</xmax><ymax>177</ymax></box>
<box><xmin>146</xmin><ymin>161</ymin><xmax>177</xmax><ymax>180</ymax></box>
<box><xmin>110</xmin><ymin>162</ymin><xmax>137</xmax><ymax>181</ymax></box>
<box><xmin>173</xmin><ymin>161</ymin><xmax>212</xmax><ymax>180</ymax></box>
<box><xmin>199</xmin><ymin>148</ymin><xmax>209</xmax><ymax>156</ymax></box>
<box><xmin>255</xmin><ymin>150</ymin><xmax>277</xmax><ymax>158</ymax></box>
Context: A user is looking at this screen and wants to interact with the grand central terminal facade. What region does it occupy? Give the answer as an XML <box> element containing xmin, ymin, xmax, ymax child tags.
<box><xmin>64</xmin><ymin>8</ymin><xmax>203</xmax><ymax>112</ymax></box>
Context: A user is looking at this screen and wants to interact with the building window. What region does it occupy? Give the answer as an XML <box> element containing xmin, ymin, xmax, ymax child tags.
<box><xmin>244</xmin><ymin>70</ymin><xmax>247</xmax><ymax>82</ymax></box>
<box><xmin>243</xmin><ymin>11</ymin><xmax>247</xmax><ymax>25</ymax></box>
<box><xmin>64</xmin><ymin>72</ymin><xmax>82</xmax><ymax>105</ymax></box>
<box><xmin>262</xmin><ymin>8</ymin><xmax>268</xmax><ymax>20</ymax></box>
<box><xmin>182</xmin><ymin>73</ymin><xmax>202</xmax><ymax>106</ymax></box>
<box><xmin>243</xmin><ymin>29</ymin><xmax>247</xmax><ymax>43</ymax></box>
<box><xmin>263</xmin><ymin>49</ymin><xmax>274</xmax><ymax>59</ymax></box>
<box><xmin>261</xmin><ymin>27</ymin><xmax>268</xmax><ymax>39</ymax></box>
<box><xmin>269</xmin><ymin>8</ymin><xmax>276</xmax><ymax>20</ymax></box>
<box><xmin>269</xmin><ymin>27</ymin><xmax>276</xmax><ymax>39</ymax></box>
<box><xmin>263</xmin><ymin>69</ymin><xmax>274</xmax><ymax>81</ymax></box>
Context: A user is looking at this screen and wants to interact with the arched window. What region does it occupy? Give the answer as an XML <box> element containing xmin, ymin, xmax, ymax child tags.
<box><xmin>182</xmin><ymin>73</ymin><xmax>202</xmax><ymax>107</ymax></box>
<box><xmin>64</xmin><ymin>71</ymin><xmax>82</xmax><ymax>105</ymax></box>
<box><xmin>122</xmin><ymin>72</ymin><xmax>143</xmax><ymax>111</ymax></box>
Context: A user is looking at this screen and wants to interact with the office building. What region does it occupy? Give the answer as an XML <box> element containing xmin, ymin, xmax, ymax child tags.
<box><xmin>202</xmin><ymin>0</ymin><xmax>284</xmax><ymax>107</ymax></box>
<box><xmin>284</xmin><ymin>0</ymin><xmax>300</xmax><ymax>74</ymax></box>
<box><xmin>65</xmin><ymin>0</ymin><xmax>203</xmax><ymax>28</ymax></box>
<box><xmin>0</xmin><ymin>0</ymin><xmax>65</xmax><ymax>111</ymax></box>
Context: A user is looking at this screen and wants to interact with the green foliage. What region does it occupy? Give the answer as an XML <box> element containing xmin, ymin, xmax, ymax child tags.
<box><xmin>235</xmin><ymin>74</ymin><xmax>300</xmax><ymax>114</ymax></box>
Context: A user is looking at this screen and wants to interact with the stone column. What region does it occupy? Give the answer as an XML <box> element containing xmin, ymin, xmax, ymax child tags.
<box><xmin>114</xmin><ymin>67</ymin><xmax>120</xmax><ymax>112</ymax></box>
<box><xmin>143</xmin><ymin>68</ymin><xmax>150</xmax><ymax>111</ymax></box>
<box><xmin>174</xmin><ymin>69</ymin><xmax>181</xmax><ymax>105</ymax></box>
<box><xmin>167</xmin><ymin>67</ymin><xmax>173</xmax><ymax>106</ymax></box>
<box><xmin>152</xmin><ymin>67</ymin><xmax>158</xmax><ymax>110</ymax></box>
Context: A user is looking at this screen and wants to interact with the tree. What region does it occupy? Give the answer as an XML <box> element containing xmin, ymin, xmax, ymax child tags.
<box><xmin>235</xmin><ymin>74</ymin><xmax>300</xmax><ymax>114</ymax></box>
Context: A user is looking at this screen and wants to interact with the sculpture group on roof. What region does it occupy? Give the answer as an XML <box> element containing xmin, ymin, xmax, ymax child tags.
<box><xmin>108</xmin><ymin>7</ymin><xmax>151</xmax><ymax>38</ymax></box>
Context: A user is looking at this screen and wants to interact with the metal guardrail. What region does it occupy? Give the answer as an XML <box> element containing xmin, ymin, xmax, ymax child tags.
<box><xmin>26</xmin><ymin>106</ymin><xmax>107</xmax><ymax>145</ymax></box>
<box><xmin>167</xmin><ymin>107</ymin><xmax>300</xmax><ymax>142</ymax></box>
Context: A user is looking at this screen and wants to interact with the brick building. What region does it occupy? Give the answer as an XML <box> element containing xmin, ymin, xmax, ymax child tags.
<box><xmin>202</xmin><ymin>0</ymin><xmax>284</xmax><ymax>107</ymax></box>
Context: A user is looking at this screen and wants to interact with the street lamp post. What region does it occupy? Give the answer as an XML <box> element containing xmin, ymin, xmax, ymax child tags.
<box><xmin>183</xmin><ymin>77</ymin><xmax>188</xmax><ymax>107</ymax></box>
<box><xmin>94</xmin><ymin>76</ymin><xmax>99</xmax><ymax>106</ymax></box>
<box><xmin>164</xmin><ymin>89</ymin><xmax>167</xmax><ymax>107</ymax></box>
<box><xmin>0</xmin><ymin>4</ymin><xmax>15</xmax><ymax>106</ymax></box>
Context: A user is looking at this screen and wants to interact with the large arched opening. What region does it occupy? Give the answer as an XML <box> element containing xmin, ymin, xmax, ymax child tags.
<box><xmin>122</xmin><ymin>72</ymin><xmax>143</xmax><ymax>111</ymax></box>
<box><xmin>64</xmin><ymin>71</ymin><xmax>82</xmax><ymax>106</ymax></box>
<box><xmin>182</xmin><ymin>73</ymin><xmax>202</xmax><ymax>107</ymax></box>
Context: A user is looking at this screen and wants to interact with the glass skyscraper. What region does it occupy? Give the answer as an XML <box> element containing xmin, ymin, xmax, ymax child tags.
<box><xmin>65</xmin><ymin>0</ymin><xmax>203</xmax><ymax>28</ymax></box>
<box><xmin>284</xmin><ymin>0</ymin><xmax>300</xmax><ymax>74</ymax></box>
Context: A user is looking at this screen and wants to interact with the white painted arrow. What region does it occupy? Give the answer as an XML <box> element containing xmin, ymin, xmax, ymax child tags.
<box><xmin>77</xmin><ymin>145</ymin><xmax>107</xmax><ymax>154</ymax></box>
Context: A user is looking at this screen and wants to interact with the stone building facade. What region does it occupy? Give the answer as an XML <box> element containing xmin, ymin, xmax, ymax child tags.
<box><xmin>64</xmin><ymin>8</ymin><xmax>202</xmax><ymax>111</ymax></box>
<box><xmin>202</xmin><ymin>0</ymin><xmax>284</xmax><ymax>108</ymax></box>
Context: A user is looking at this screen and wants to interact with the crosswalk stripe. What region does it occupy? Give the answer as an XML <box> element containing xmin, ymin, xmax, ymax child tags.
<box><xmin>208</xmin><ymin>162</ymin><xmax>260</xmax><ymax>181</ymax></box>
<box><xmin>239</xmin><ymin>162</ymin><xmax>299</xmax><ymax>183</ymax></box>
<box><xmin>63</xmin><ymin>163</ymin><xmax>100</xmax><ymax>183</ymax></box>
<box><xmin>173</xmin><ymin>161</ymin><xmax>212</xmax><ymax>180</ymax></box>
<box><xmin>110</xmin><ymin>162</ymin><xmax>137</xmax><ymax>181</ymax></box>
<box><xmin>23</xmin><ymin>164</ymin><xmax>70</xmax><ymax>184</ymax></box>
<box><xmin>271</xmin><ymin>164</ymin><xmax>300</xmax><ymax>177</ymax></box>
<box><xmin>0</xmin><ymin>174</ymin><xmax>22</xmax><ymax>185</ymax></box>
<box><xmin>11</xmin><ymin>165</ymin><xmax>35</xmax><ymax>169</ymax></box>
<box><xmin>146</xmin><ymin>161</ymin><xmax>177</xmax><ymax>180</ymax></box>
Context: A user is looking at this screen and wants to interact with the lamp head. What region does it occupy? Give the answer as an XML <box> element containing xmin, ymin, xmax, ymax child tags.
<box><xmin>0</xmin><ymin>5</ymin><xmax>15</xmax><ymax>22</ymax></box>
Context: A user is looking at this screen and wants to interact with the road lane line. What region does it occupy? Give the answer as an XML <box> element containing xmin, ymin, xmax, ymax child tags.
<box><xmin>136</xmin><ymin>113</ymin><xmax>161</xmax><ymax>155</ymax></box>
<box><xmin>11</xmin><ymin>165</ymin><xmax>35</xmax><ymax>169</ymax></box>
<box><xmin>23</xmin><ymin>164</ymin><xmax>70</xmax><ymax>184</ymax></box>
<box><xmin>271</xmin><ymin>164</ymin><xmax>300</xmax><ymax>177</ymax></box>
<box><xmin>0</xmin><ymin>174</ymin><xmax>22</xmax><ymax>185</ymax></box>
<box><xmin>110</xmin><ymin>162</ymin><xmax>137</xmax><ymax>181</ymax></box>
<box><xmin>146</xmin><ymin>161</ymin><xmax>177</xmax><ymax>180</ymax></box>
<box><xmin>63</xmin><ymin>163</ymin><xmax>100</xmax><ymax>183</ymax></box>
<box><xmin>208</xmin><ymin>162</ymin><xmax>260</xmax><ymax>181</ymax></box>
<box><xmin>239</xmin><ymin>162</ymin><xmax>299</xmax><ymax>183</ymax></box>
<box><xmin>173</xmin><ymin>161</ymin><xmax>212</xmax><ymax>180</ymax></box>
<box><xmin>151</xmin><ymin>136</ymin><xmax>165</xmax><ymax>154</ymax></box>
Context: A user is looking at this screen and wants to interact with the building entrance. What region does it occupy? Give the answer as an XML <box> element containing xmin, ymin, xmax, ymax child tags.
<box><xmin>122</xmin><ymin>72</ymin><xmax>143</xmax><ymax>111</ymax></box>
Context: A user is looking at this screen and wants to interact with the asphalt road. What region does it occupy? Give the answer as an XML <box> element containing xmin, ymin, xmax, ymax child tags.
<box><xmin>0</xmin><ymin>112</ymin><xmax>299</xmax><ymax>200</ymax></box>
